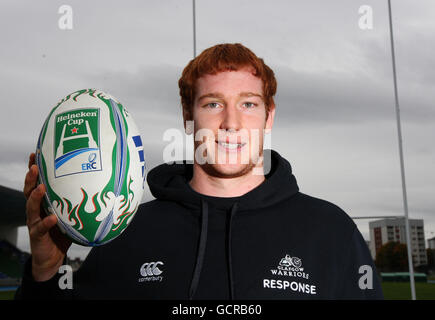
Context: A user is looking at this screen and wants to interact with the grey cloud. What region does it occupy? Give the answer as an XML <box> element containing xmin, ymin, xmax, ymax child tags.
<box><xmin>84</xmin><ymin>64</ymin><xmax>184</xmax><ymax>117</ymax></box>
<box><xmin>273</xmin><ymin>64</ymin><xmax>435</xmax><ymax>126</ymax></box>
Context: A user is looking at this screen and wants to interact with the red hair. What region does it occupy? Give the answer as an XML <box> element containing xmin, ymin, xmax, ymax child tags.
<box><xmin>178</xmin><ymin>43</ymin><xmax>277</xmax><ymax>120</ymax></box>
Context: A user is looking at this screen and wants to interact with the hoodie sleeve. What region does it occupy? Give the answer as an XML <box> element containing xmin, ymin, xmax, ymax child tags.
<box><xmin>14</xmin><ymin>256</ymin><xmax>72</xmax><ymax>300</ymax></box>
<box><xmin>336</xmin><ymin>226</ymin><xmax>384</xmax><ymax>300</ymax></box>
<box><xmin>14</xmin><ymin>248</ymin><xmax>99</xmax><ymax>300</ymax></box>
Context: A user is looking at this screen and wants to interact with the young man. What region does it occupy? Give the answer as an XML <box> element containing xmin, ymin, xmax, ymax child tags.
<box><xmin>16</xmin><ymin>43</ymin><xmax>383</xmax><ymax>299</ymax></box>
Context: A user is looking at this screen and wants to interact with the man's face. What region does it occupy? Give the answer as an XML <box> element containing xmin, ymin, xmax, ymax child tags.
<box><xmin>188</xmin><ymin>68</ymin><xmax>275</xmax><ymax>178</ymax></box>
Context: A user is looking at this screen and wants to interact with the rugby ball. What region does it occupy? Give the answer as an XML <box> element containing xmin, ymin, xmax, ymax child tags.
<box><xmin>35</xmin><ymin>89</ymin><xmax>146</xmax><ymax>246</ymax></box>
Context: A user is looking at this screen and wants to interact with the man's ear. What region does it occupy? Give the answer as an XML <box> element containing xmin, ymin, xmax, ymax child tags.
<box><xmin>265</xmin><ymin>103</ymin><xmax>275</xmax><ymax>134</ymax></box>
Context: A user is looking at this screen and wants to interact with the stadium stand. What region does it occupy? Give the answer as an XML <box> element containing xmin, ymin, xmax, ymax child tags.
<box><xmin>0</xmin><ymin>185</ymin><xmax>27</xmax><ymax>290</ymax></box>
<box><xmin>0</xmin><ymin>185</ymin><xmax>26</xmax><ymax>227</ymax></box>
<box><xmin>0</xmin><ymin>240</ymin><xmax>29</xmax><ymax>287</ymax></box>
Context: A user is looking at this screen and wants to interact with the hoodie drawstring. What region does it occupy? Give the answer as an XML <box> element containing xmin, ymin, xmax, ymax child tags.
<box><xmin>189</xmin><ymin>199</ymin><xmax>209</xmax><ymax>300</ymax></box>
<box><xmin>188</xmin><ymin>199</ymin><xmax>239</xmax><ymax>300</ymax></box>
<box><xmin>227</xmin><ymin>202</ymin><xmax>239</xmax><ymax>300</ymax></box>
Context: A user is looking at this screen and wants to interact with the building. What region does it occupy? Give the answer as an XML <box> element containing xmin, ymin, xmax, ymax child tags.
<box><xmin>369</xmin><ymin>218</ymin><xmax>427</xmax><ymax>267</ymax></box>
<box><xmin>428</xmin><ymin>237</ymin><xmax>435</xmax><ymax>250</ymax></box>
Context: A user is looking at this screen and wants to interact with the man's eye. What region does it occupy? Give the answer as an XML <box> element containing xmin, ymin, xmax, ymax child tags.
<box><xmin>243</xmin><ymin>102</ymin><xmax>257</xmax><ymax>108</ymax></box>
<box><xmin>206</xmin><ymin>102</ymin><xmax>220</xmax><ymax>108</ymax></box>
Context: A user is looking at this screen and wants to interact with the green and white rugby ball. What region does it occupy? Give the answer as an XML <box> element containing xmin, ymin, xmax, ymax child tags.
<box><xmin>36</xmin><ymin>89</ymin><xmax>145</xmax><ymax>246</ymax></box>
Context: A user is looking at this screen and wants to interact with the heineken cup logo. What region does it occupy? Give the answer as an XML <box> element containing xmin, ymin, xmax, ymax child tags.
<box><xmin>54</xmin><ymin>108</ymin><xmax>102</xmax><ymax>177</ymax></box>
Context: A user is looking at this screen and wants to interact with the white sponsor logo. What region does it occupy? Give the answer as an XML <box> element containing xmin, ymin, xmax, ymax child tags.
<box><xmin>264</xmin><ymin>254</ymin><xmax>316</xmax><ymax>295</ymax></box>
<box><xmin>270</xmin><ymin>254</ymin><xmax>309</xmax><ymax>280</ymax></box>
<box><xmin>263</xmin><ymin>279</ymin><xmax>316</xmax><ymax>295</ymax></box>
<box><xmin>138</xmin><ymin>261</ymin><xmax>164</xmax><ymax>283</ymax></box>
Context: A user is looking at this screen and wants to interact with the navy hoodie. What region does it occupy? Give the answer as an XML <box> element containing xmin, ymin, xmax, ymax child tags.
<box><xmin>15</xmin><ymin>149</ymin><xmax>383</xmax><ymax>299</ymax></box>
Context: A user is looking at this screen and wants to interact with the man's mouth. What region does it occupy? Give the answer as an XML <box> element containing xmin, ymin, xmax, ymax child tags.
<box><xmin>216</xmin><ymin>140</ymin><xmax>247</xmax><ymax>151</ymax></box>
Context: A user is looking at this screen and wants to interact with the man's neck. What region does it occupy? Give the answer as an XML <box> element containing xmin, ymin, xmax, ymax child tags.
<box><xmin>189</xmin><ymin>163</ymin><xmax>265</xmax><ymax>198</ymax></box>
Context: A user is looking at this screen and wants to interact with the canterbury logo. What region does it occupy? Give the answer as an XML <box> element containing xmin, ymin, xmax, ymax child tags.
<box><xmin>140</xmin><ymin>261</ymin><xmax>164</xmax><ymax>276</ymax></box>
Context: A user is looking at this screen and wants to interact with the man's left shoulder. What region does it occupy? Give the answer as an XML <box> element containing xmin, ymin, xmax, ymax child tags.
<box><xmin>291</xmin><ymin>192</ymin><xmax>356</xmax><ymax>231</ymax></box>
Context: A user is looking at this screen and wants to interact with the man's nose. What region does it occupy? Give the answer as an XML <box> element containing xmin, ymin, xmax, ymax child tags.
<box><xmin>220</xmin><ymin>104</ymin><xmax>241</xmax><ymax>131</ymax></box>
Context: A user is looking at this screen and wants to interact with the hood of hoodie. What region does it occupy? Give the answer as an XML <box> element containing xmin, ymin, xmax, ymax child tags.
<box><xmin>147</xmin><ymin>149</ymin><xmax>299</xmax><ymax>212</ymax></box>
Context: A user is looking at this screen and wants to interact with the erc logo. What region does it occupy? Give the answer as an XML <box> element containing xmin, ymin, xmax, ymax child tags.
<box><xmin>54</xmin><ymin>108</ymin><xmax>102</xmax><ymax>177</ymax></box>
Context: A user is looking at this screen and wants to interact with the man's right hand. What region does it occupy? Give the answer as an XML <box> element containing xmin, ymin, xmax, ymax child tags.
<box><xmin>23</xmin><ymin>153</ymin><xmax>72</xmax><ymax>282</ymax></box>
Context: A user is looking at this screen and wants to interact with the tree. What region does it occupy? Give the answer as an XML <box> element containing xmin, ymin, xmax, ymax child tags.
<box><xmin>375</xmin><ymin>241</ymin><xmax>408</xmax><ymax>272</ymax></box>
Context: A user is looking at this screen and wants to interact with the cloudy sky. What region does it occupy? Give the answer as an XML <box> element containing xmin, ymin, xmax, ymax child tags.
<box><xmin>0</xmin><ymin>0</ymin><xmax>434</xmax><ymax>259</ymax></box>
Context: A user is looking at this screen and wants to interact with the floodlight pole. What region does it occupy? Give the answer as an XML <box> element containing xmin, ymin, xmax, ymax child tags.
<box><xmin>193</xmin><ymin>0</ymin><xmax>197</xmax><ymax>58</ymax></box>
<box><xmin>387</xmin><ymin>0</ymin><xmax>416</xmax><ymax>300</ymax></box>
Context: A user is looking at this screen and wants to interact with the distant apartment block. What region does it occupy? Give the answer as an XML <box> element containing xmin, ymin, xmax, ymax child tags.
<box><xmin>428</xmin><ymin>237</ymin><xmax>435</xmax><ymax>250</ymax></box>
<box><xmin>369</xmin><ymin>218</ymin><xmax>427</xmax><ymax>266</ymax></box>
